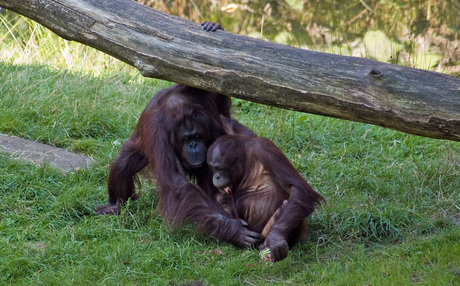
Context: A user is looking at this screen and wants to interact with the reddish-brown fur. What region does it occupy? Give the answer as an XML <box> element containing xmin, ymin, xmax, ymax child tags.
<box><xmin>207</xmin><ymin>134</ymin><xmax>324</xmax><ymax>261</ymax></box>
<box><xmin>96</xmin><ymin>84</ymin><xmax>261</xmax><ymax>248</ymax></box>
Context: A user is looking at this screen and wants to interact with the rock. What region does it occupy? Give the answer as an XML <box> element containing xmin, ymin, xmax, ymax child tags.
<box><xmin>0</xmin><ymin>134</ymin><xmax>93</xmax><ymax>173</ymax></box>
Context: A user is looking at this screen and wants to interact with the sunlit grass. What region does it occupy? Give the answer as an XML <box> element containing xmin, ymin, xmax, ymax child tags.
<box><xmin>1</xmin><ymin>14</ymin><xmax>459</xmax><ymax>285</ymax></box>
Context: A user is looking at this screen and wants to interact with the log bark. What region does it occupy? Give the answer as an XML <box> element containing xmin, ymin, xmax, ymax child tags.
<box><xmin>1</xmin><ymin>0</ymin><xmax>460</xmax><ymax>141</ymax></box>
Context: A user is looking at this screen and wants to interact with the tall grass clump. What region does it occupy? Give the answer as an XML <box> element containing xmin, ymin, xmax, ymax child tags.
<box><xmin>1</xmin><ymin>13</ymin><xmax>459</xmax><ymax>285</ymax></box>
<box><xmin>0</xmin><ymin>13</ymin><xmax>171</xmax><ymax>159</ymax></box>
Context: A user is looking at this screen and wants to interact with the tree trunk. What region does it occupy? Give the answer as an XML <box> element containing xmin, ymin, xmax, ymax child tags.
<box><xmin>1</xmin><ymin>0</ymin><xmax>460</xmax><ymax>141</ymax></box>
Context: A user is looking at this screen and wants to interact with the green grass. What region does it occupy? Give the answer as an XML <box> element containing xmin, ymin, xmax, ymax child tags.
<box><xmin>1</xmin><ymin>15</ymin><xmax>459</xmax><ymax>285</ymax></box>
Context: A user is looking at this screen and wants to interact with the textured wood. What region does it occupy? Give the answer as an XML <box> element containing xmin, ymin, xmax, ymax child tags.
<box><xmin>1</xmin><ymin>0</ymin><xmax>460</xmax><ymax>141</ymax></box>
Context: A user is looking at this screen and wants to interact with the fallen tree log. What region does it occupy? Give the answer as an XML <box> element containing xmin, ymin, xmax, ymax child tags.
<box><xmin>1</xmin><ymin>0</ymin><xmax>460</xmax><ymax>141</ymax></box>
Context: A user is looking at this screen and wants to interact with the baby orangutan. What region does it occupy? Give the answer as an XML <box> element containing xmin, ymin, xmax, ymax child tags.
<box><xmin>207</xmin><ymin>133</ymin><xmax>324</xmax><ymax>262</ymax></box>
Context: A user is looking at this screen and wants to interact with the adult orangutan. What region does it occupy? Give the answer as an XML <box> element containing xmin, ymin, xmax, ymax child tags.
<box><xmin>207</xmin><ymin>133</ymin><xmax>324</xmax><ymax>262</ymax></box>
<box><xmin>96</xmin><ymin>21</ymin><xmax>321</xmax><ymax>256</ymax></box>
<box><xmin>95</xmin><ymin>83</ymin><xmax>262</xmax><ymax>248</ymax></box>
